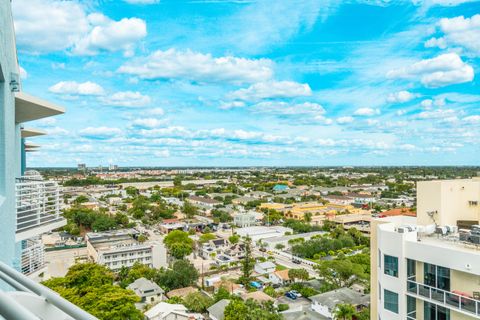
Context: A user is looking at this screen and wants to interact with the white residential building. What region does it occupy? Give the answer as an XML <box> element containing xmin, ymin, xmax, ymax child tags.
<box><xmin>86</xmin><ymin>229</ymin><xmax>156</xmax><ymax>271</ymax></box>
<box><xmin>371</xmin><ymin>178</ymin><xmax>480</xmax><ymax>320</ymax></box>
<box><xmin>254</xmin><ymin>261</ymin><xmax>276</xmax><ymax>275</ymax></box>
<box><xmin>233</xmin><ymin>211</ymin><xmax>258</xmax><ymax>227</ymax></box>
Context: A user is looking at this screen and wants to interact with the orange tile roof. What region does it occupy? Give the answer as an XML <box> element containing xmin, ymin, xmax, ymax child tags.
<box><xmin>273</xmin><ymin>269</ymin><xmax>290</xmax><ymax>280</ymax></box>
<box><xmin>380</xmin><ymin>208</ymin><xmax>416</xmax><ymax>217</ymax></box>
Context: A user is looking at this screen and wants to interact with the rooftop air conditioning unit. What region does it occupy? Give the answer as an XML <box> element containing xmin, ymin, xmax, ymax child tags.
<box><xmin>446</xmin><ymin>225</ymin><xmax>458</xmax><ymax>234</ymax></box>
<box><xmin>459</xmin><ymin>229</ymin><xmax>470</xmax><ymax>241</ymax></box>
<box><xmin>435</xmin><ymin>226</ymin><xmax>448</xmax><ymax>235</ymax></box>
<box><xmin>398</xmin><ymin>226</ymin><xmax>416</xmax><ymax>233</ymax></box>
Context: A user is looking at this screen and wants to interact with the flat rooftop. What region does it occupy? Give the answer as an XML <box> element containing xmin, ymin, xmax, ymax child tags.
<box><xmin>262</xmin><ymin>231</ymin><xmax>326</xmax><ymax>244</ymax></box>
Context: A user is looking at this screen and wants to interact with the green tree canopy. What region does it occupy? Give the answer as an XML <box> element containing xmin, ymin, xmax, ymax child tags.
<box><xmin>288</xmin><ymin>268</ymin><xmax>309</xmax><ymax>282</ymax></box>
<box><xmin>42</xmin><ymin>263</ymin><xmax>142</xmax><ymax>320</ymax></box>
<box><xmin>155</xmin><ymin>259</ymin><xmax>199</xmax><ymax>291</ymax></box>
<box><xmin>199</xmin><ymin>233</ymin><xmax>216</xmax><ymax>243</ymax></box>
<box><xmin>334</xmin><ymin>303</ymin><xmax>356</xmax><ymax>320</ymax></box>
<box><xmin>183</xmin><ymin>292</ymin><xmax>214</xmax><ymax>313</ymax></box>
<box><xmin>182</xmin><ymin>201</ymin><xmax>198</xmax><ymax>219</ymax></box>
<box><xmin>164</xmin><ymin>230</ymin><xmax>194</xmax><ymax>259</ymax></box>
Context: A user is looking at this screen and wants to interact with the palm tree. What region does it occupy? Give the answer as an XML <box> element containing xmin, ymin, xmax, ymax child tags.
<box><xmin>334</xmin><ymin>303</ymin><xmax>356</xmax><ymax>320</ymax></box>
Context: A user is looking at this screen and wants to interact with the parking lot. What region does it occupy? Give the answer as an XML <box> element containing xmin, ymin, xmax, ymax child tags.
<box><xmin>277</xmin><ymin>296</ymin><xmax>312</xmax><ymax>309</ymax></box>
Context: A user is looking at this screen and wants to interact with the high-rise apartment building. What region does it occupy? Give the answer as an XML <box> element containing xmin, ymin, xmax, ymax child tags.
<box><xmin>371</xmin><ymin>178</ymin><xmax>480</xmax><ymax>320</ymax></box>
<box><xmin>0</xmin><ymin>1</ymin><xmax>95</xmax><ymax>318</ymax></box>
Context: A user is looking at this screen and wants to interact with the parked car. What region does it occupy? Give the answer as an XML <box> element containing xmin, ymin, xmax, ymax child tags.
<box><xmin>292</xmin><ymin>258</ymin><xmax>301</xmax><ymax>264</ymax></box>
<box><xmin>290</xmin><ymin>290</ymin><xmax>302</xmax><ymax>298</ymax></box>
<box><xmin>285</xmin><ymin>291</ymin><xmax>297</xmax><ymax>300</ymax></box>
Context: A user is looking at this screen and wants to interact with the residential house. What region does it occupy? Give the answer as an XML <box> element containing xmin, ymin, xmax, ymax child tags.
<box><xmin>322</xmin><ymin>194</ymin><xmax>354</xmax><ymax>206</ymax></box>
<box><xmin>310</xmin><ymin>287</ymin><xmax>370</xmax><ymax>319</ymax></box>
<box><xmin>144</xmin><ymin>302</ymin><xmax>204</xmax><ymax>320</ymax></box>
<box><xmin>254</xmin><ymin>261</ymin><xmax>276</xmax><ymax>275</ymax></box>
<box><xmin>242</xmin><ymin>291</ymin><xmax>275</xmax><ymax>304</ymax></box>
<box><xmin>207</xmin><ymin>299</ymin><xmax>230</xmax><ymax>320</ymax></box>
<box><xmin>187</xmin><ymin>196</ymin><xmax>221</xmax><ymax>208</ymax></box>
<box><xmin>213</xmin><ymin>280</ymin><xmax>244</xmax><ymax>295</ymax></box>
<box><xmin>269</xmin><ymin>269</ymin><xmax>292</xmax><ymax>286</ymax></box>
<box><xmin>127</xmin><ymin>277</ymin><xmax>164</xmax><ymax>304</ymax></box>
<box><xmin>346</xmin><ymin>192</ymin><xmax>377</xmax><ymax>205</ymax></box>
<box><xmin>231</xmin><ymin>196</ymin><xmax>257</xmax><ymax>205</ymax></box>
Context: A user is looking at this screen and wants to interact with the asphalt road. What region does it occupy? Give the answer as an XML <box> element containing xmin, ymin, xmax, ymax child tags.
<box><xmin>252</xmin><ymin>248</ymin><xmax>317</xmax><ymax>277</ymax></box>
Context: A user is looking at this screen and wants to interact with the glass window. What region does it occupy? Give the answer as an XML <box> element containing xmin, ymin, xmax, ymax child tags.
<box><xmin>384</xmin><ymin>289</ymin><xmax>399</xmax><ymax>314</ymax></box>
<box><xmin>407</xmin><ymin>259</ymin><xmax>416</xmax><ymax>278</ymax></box>
<box><xmin>407</xmin><ymin>296</ymin><xmax>416</xmax><ymax>314</ymax></box>
<box><xmin>437</xmin><ymin>266</ymin><xmax>450</xmax><ymax>291</ymax></box>
<box><xmin>424</xmin><ymin>302</ymin><xmax>450</xmax><ymax>320</ymax></box>
<box><xmin>424</xmin><ymin>263</ymin><xmax>436</xmax><ymax>287</ymax></box>
<box><xmin>424</xmin><ymin>263</ymin><xmax>450</xmax><ymax>290</ymax></box>
<box><xmin>384</xmin><ymin>255</ymin><xmax>398</xmax><ymax>277</ymax></box>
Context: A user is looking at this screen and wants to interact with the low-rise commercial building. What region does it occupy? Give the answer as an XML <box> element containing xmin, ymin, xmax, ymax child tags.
<box><xmin>86</xmin><ymin>229</ymin><xmax>155</xmax><ymax>271</ymax></box>
<box><xmin>236</xmin><ymin>226</ymin><xmax>292</xmax><ymax>242</ymax></box>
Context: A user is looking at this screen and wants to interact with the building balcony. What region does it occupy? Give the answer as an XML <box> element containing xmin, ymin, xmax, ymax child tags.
<box><xmin>21</xmin><ymin>238</ymin><xmax>45</xmax><ymax>276</ymax></box>
<box><xmin>0</xmin><ymin>260</ymin><xmax>96</xmax><ymax>319</ymax></box>
<box><xmin>16</xmin><ymin>173</ymin><xmax>66</xmax><ymax>242</ymax></box>
<box><xmin>407</xmin><ymin>277</ymin><xmax>480</xmax><ymax>318</ymax></box>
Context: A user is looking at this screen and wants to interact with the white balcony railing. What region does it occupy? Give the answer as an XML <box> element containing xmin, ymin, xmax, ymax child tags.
<box><xmin>407</xmin><ymin>277</ymin><xmax>480</xmax><ymax>318</ymax></box>
<box><xmin>0</xmin><ymin>260</ymin><xmax>97</xmax><ymax>319</ymax></box>
<box><xmin>21</xmin><ymin>238</ymin><xmax>45</xmax><ymax>276</ymax></box>
<box><xmin>15</xmin><ymin>174</ymin><xmax>66</xmax><ymax>241</ymax></box>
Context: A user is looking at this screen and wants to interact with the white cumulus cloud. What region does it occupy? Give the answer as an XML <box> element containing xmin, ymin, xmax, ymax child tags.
<box><xmin>337</xmin><ymin>116</ymin><xmax>354</xmax><ymax>124</ymax></box>
<box><xmin>79</xmin><ymin>127</ymin><xmax>122</xmax><ymax>139</ymax></box>
<box><xmin>118</xmin><ymin>49</ymin><xmax>273</xmax><ymax>84</ymax></box>
<box><xmin>73</xmin><ymin>14</ymin><xmax>147</xmax><ymax>56</ymax></box>
<box><xmin>426</xmin><ymin>14</ymin><xmax>480</xmax><ymax>56</ymax></box>
<box><xmin>49</xmin><ymin>81</ymin><xmax>105</xmax><ymax>96</ymax></box>
<box><xmin>386</xmin><ymin>53</ymin><xmax>474</xmax><ymax>88</ymax></box>
<box><xmin>229</xmin><ymin>81</ymin><xmax>312</xmax><ymax>101</ymax></box>
<box><xmin>131</xmin><ymin>118</ymin><xmax>166</xmax><ymax>128</ymax></box>
<box><xmin>387</xmin><ymin>90</ymin><xmax>418</xmax><ymax>103</ymax></box>
<box><xmin>354</xmin><ymin>107</ymin><xmax>380</xmax><ymax>116</ymax></box>
<box><xmin>12</xmin><ymin>0</ymin><xmax>146</xmax><ymax>56</ymax></box>
<box><xmin>99</xmin><ymin>91</ymin><xmax>151</xmax><ymax>107</ymax></box>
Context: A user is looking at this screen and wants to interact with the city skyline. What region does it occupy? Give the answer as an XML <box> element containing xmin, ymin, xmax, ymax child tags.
<box><xmin>15</xmin><ymin>0</ymin><xmax>480</xmax><ymax>167</ymax></box>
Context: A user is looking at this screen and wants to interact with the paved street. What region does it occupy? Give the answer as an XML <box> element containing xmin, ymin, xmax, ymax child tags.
<box><xmin>252</xmin><ymin>248</ymin><xmax>317</xmax><ymax>277</ymax></box>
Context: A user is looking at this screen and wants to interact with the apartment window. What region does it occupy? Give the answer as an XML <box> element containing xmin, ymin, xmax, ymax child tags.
<box><xmin>424</xmin><ymin>302</ymin><xmax>450</xmax><ymax>320</ymax></box>
<box><xmin>378</xmin><ymin>282</ymin><xmax>381</xmax><ymax>301</ymax></box>
<box><xmin>407</xmin><ymin>258</ymin><xmax>416</xmax><ymax>278</ymax></box>
<box><xmin>384</xmin><ymin>255</ymin><xmax>398</xmax><ymax>277</ymax></box>
<box><xmin>384</xmin><ymin>289</ymin><xmax>399</xmax><ymax>314</ymax></box>
<box><xmin>424</xmin><ymin>263</ymin><xmax>450</xmax><ymax>291</ymax></box>
<box><xmin>407</xmin><ymin>296</ymin><xmax>416</xmax><ymax>317</ymax></box>
<box><xmin>469</xmin><ymin>201</ymin><xmax>478</xmax><ymax>206</ymax></box>
<box><xmin>378</xmin><ymin>249</ymin><xmax>381</xmax><ymax>268</ymax></box>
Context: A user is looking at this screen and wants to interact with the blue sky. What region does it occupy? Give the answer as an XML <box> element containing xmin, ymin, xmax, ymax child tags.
<box><xmin>14</xmin><ymin>0</ymin><xmax>480</xmax><ymax>167</ymax></box>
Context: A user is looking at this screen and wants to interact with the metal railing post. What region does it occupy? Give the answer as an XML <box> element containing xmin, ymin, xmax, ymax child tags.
<box><xmin>0</xmin><ymin>261</ymin><xmax>97</xmax><ymax>320</ymax></box>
